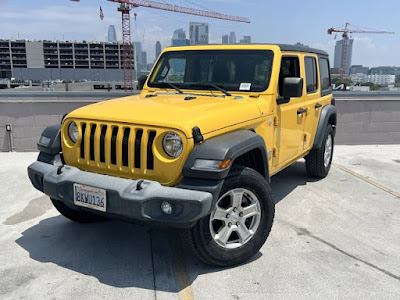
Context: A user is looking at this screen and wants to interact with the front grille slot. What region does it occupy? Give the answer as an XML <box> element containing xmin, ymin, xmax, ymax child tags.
<box><xmin>80</xmin><ymin>123</ymin><xmax>86</xmax><ymax>159</ymax></box>
<box><xmin>110</xmin><ymin>127</ymin><xmax>118</xmax><ymax>165</ymax></box>
<box><xmin>89</xmin><ymin>124</ymin><xmax>97</xmax><ymax>161</ymax></box>
<box><xmin>147</xmin><ymin>131</ymin><xmax>156</xmax><ymax>170</ymax></box>
<box><xmin>134</xmin><ymin>129</ymin><xmax>143</xmax><ymax>168</ymax></box>
<box><xmin>99</xmin><ymin>125</ymin><xmax>107</xmax><ymax>163</ymax></box>
<box><xmin>122</xmin><ymin>128</ymin><xmax>130</xmax><ymax>167</ymax></box>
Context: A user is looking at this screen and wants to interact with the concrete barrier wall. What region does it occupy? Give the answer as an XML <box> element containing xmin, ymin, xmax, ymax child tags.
<box><xmin>1</xmin><ymin>98</ymin><xmax>400</xmax><ymax>151</ymax></box>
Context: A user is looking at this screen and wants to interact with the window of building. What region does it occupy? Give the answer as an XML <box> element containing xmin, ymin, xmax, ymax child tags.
<box><xmin>305</xmin><ymin>57</ymin><xmax>318</xmax><ymax>94</ymax></box>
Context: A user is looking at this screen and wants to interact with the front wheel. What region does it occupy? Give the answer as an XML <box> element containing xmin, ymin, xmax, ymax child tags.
<box><xmin>184</xmin><ymin>166</ymin><xmax>275</xmax><ymax>267</ymax></box>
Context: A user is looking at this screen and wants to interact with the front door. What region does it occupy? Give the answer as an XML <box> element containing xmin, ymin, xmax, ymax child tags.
<box><xmin>274</xmin><ymin>54</ymin><xmax>306</xmax><ymax>166</ymax></box>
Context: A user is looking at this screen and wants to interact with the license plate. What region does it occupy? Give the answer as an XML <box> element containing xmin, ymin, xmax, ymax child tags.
<box><xmin>73</xmin><ymin>184</ymin><xmax>106</xmax><ymax>212</ymax></box>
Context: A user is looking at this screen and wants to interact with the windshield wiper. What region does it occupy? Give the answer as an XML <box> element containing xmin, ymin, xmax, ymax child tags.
<box><xmin>189</xmin><ymin>83</ymin><xmax>232</xmax><ymax>97</ymax></box>
<box><xmin>166</xmin><ymin>82</ymin><xmax>183</xmax><ymax>94</ymax></box>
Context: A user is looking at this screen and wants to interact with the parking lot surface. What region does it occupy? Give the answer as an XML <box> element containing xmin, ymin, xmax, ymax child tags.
<box><xmin>1</xmin><ymin>145</ymin><xmax>399</xmax><ymax>300</ymax></box>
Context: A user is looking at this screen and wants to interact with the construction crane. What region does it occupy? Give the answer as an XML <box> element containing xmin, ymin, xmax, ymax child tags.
<box><xmin>327</xmin><ymin>23</ymin><xmax>394</xmax><ymax>80</ymax></box>
<box><xmin>71</xmin><ymin>0</ymin><xmax>250</xmax><ymax>91</ymax></box>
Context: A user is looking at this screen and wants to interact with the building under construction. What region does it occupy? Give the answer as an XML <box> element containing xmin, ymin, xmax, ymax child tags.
<box><xmin>0</xmin><ymin>39</ymin><xmax>135</xmax><ymax>82</ymax></box>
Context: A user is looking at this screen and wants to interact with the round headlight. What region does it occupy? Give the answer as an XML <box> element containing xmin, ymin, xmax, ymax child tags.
<box><xmin>163</xmin><ymin>132</ymin><xmax>183</xmax><ymax>158</ymax></box>
<box><xmin>68</xmin><ymin>121</ymin><xmax>78</xmax><ymax>143</ymax></box>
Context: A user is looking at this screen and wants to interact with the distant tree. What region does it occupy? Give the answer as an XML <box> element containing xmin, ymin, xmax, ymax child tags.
<box><xmin>332</xmin><ymin>77</ymin><xmax>352</xmax><ymax>86</ymax></box>
<box><xmin>361</xmin><ymin>82</ymin><xmax>381</xmax><ymax>91</ymax></box>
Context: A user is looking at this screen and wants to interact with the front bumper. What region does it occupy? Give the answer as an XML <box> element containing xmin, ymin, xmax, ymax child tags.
<box><xmin>28</xmin><ymin>161</ymin><xmax>213</xmax><ymax>228</ymax></box>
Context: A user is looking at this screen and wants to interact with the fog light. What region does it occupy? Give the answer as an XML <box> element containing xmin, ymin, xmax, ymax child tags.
<box><xmin>161</xmin><ymin>201</ymin><xmax>173</xmax><ymax>215</ymax></box>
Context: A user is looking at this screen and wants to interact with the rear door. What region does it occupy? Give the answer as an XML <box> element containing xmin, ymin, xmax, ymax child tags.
<box><xmin>303</xmin><ymin>55</ymin><xmax>332</xmax><ymax>150</ymax></box>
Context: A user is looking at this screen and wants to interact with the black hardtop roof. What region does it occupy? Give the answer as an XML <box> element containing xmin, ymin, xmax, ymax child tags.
<box><xmin>277</xmin><ymin>44</ymin><xmax>329</xmax><ymax>56</ymax></box>
<box><xmin>168</xmin><ymin>43</ymin><xmax>329</xmax><ymax>56</ymax></box>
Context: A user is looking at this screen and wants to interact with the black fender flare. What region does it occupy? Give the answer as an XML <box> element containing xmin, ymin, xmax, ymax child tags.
<box><xmin>178</xmin><ymin>130</ymin><xmax>269</xmax><ymax>205</ymax></box>
<box><xmin>313</xmin><ymin>105</ymin><xmax>337</xmax><ymax>149</ymax></box>
<box><xmin>37</xmin><ymin>124</ymin><xmax>62</xmax><ymax>154</ymax></box>
<box><xmin>182</xmin><ymin>130</ymin><xmax>269</xmax><ymax>180</ymax></box>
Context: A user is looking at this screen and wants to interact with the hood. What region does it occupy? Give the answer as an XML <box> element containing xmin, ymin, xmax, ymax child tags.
<box><xmin>66</xmin><ymin>93</ymin><xmax>261</xmax><ymax>138</ymax></box>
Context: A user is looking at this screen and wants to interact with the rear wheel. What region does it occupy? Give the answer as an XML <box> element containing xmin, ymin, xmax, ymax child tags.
<box><xmin>51</xmin><ymin>198</ymin><xmax>106</xmax><ymax>223</ymax></box>
<box><xmin>184</xmin><ymin>166</ymin><xmax>275</xmax><ymax>267</ymax></box>
<box><xmin>305</xmin><ymin>125</ymin><xmax>334</xmax><ymax>178</ymax></box>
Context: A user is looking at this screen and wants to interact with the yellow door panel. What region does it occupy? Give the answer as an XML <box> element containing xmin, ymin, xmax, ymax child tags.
<box><xmin>273</xmin><ymin>53</ymin><xmax>305</xmax><ymax>166</ymax></box>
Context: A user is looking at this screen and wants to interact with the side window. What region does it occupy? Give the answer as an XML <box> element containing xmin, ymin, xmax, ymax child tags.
<box><xmin>319</xmin><ymin>57</ymin><xmax>331</xmax><ymax>94</ymax></box>
<box><xmin>304</xmin><ymin>57</ymin><xmax>318</xmax><ymax>94</ymax></box>
<box><xmin>278</xmin><ymin>56</ymin><xmax>300</xmax><ymax>95</ymax></box>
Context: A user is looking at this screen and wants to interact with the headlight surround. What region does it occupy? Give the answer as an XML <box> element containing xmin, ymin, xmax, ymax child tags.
<box><xmin>162</xmin><ymin>132</ymin><xmax>183</xmax><ymax>158</ymax></box>
<box><xmin>68</xmin><ymin>121</ymin><xmax>78</xmax><ymax>143</ymax></box>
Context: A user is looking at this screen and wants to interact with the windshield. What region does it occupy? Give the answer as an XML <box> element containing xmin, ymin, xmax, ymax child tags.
<box><xmin>148</xmin><ymin>50</ymin><xmax>274</xmax><ymax>93</ymax></box>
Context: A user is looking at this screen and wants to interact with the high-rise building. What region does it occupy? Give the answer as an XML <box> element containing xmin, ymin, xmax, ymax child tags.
<box><xmin>171</xmin><ymin>29</ymin><xmax>188</xmax><ymax>46</ymax></box>
<box><xmin>141</xmin><ymin>51</ymin><xmax>147</xmax><ymax>69</ymax></box>
<box><xmin>334</xmin><ymin>39</ymin><xmax>354</xmax><ymax>75</ymax></box>
<box><xmin>239</xmin><ymin>35</ymin><xmax>251</xmax><ymax>44</ymax></box>
<box><xmin>134</xmin><ymin>41</ymin><xmax>142</xmax><ymax>71</ymax></box>
<box><xmin>155</xmin><ymin>41</ymin><xmax>161</xmax><ymax>59</ymax></box>
<box><xmin>229</xmin><ymin>32</ymin><xmax>236</xmax><ymax>44</ymax></box>
<box><xmin>222</xmin><ymin>35</ymin><xmax>229</xmax><ymax>44</ymax></box>
<box><xmin>189</xmin><ymin>22</ymin><xmax>209</xmax><ymax>45</ymax></box>
<box><xmin>108</xmin><ymin>25</ymin><xmax>117</xmax><ymax>42</ymax></box>
<box><xmin>0</xmin><ymin>39</ymin><xmax>134</xmax><ymax>81</ymax></box>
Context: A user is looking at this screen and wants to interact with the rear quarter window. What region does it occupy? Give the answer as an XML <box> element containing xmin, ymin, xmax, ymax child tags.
<box><xmin>319</xmin><ymin>57</ymin><xmax>332</xmax><ymax>96</ymax></box>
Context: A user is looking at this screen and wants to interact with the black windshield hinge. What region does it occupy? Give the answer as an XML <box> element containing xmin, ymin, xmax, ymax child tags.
<box><xmin>192</xmin><ymin>126</ymin><xmax>204</xmax><ymax>144</ymax></box>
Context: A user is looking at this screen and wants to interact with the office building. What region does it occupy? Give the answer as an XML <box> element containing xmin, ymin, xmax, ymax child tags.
<box><xmin>239</xmin><ymin>36</ymin><xmax>251</xmax><ymax>44</ymax></box>
<box><xmin>141</xmin><ymin>51</ymin><xmax>147</xmax><ymax>70</ymax></box>
<box><xmin>334</xmin><ymin>38</ymin><xmax>354</xmax><ymax>74</ymax></box>
<box><xmin>370</xmin><ymin>66</ymin><xmax>400</xmax><ymax>79</ymax></box>
<box><xmin>0</xmin><ymin>39</ymin><xmax>134</xmax><ymax>81</ymax></box>
<box><xmin>155</xmin><ymin>41</ymin><xmax>161</xmax><ymax>60</ymax></box>
<box><xmin>134</xmin><ymin>41</ymin><xmax>142</xmax><ymax>71</ymax></box>
<box><xmin>229</xmin><ymin>32</ymin><xmax>236</xmax><ymax>44</ymax></box>
<box><xmin>107</xmin><ymin>25</ymin><xmax>117</xmax><ymax>42</ymax></box>
<box><xmin>350</xmin><ymin>73</ymin><xmax>395</xmax><ymax>85</ymax></box>
<box><xmin>222</xmin><ymin>35</ymin><xmax>229</xmax><ymax>44</ymax></box>
<box><xmin>349</xmin><ymin>65</ymin><xmax>369</xmax><ymax>75</ymax></box>
<box><xmin>189</xmin><ymin>22</ymin><xmax>209</xmax><ymax>45</ymax></box>
<box><xmin>171</xmin><ymin>29</ymin><xmax>188</xmax><ymax>46</ymax></box>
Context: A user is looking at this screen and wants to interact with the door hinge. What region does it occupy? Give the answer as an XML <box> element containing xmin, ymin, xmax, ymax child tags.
<box><xmin>273</xmin><ymin>147</ymin><xmax>277</xmax><ymax>157</ymax></box>
<box><xmin>273</xmin><ymin>116</ymin><xmax>279</xmax><ymax>126</ymax></box>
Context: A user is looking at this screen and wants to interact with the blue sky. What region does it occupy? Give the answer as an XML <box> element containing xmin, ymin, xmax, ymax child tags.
<box><xmin>0</xmin><ymin>0</ymin><xmax>399</xmax><ymax>66</ymax></box>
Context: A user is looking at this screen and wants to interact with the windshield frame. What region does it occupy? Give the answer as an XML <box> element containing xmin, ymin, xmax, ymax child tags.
<box><xmin>147</xmin><ymin>49</ymin><xmax>275</xmax><ymax>94</ymax></box>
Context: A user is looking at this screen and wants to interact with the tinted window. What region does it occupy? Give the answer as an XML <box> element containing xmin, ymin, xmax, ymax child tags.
<box><xmin>319</xmin><ymin>57</ymin><xmax>331</xmax><ymax>91</ymax></box>
<box><xmin>305</xmin><ymin>57</ymin><xmax>318</xmax><ymax>94</ymax></box>
<box><xmin>279</xmin><ymin>56</ymin><xmax>300</xmax><ymax>96</ymax></box>
<box><xmin>148</xmin><ymin>50</ymin><xmax>274</xmax><ymax>92</ymax></box>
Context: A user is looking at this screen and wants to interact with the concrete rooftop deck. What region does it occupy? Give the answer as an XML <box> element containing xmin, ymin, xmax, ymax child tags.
<box><xmin>1</xmin><ymin>145</ymin><xmax>399</xmax><ymax>300</ymax></box>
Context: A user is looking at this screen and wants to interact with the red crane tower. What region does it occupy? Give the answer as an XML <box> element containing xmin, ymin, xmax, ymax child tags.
<box><xmin>71</xmin><ymin>0</ymin><xmax>250</xmax><ymax>91</ymax></box>
<box><xmin>327</xmin><ymin>23</ymin><xmax>394</xmax><ymax>80</ymax></box>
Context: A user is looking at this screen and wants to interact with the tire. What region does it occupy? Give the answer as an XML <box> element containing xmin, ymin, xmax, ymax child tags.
<box><xmin>184</xmin><ymin>166</ymin><xmax>275</xmax><ymax>267</ymax></box>
<box><xmin>51</xmin><ymin>198</ymin><xmax>106</xmax><ymax>223</ymax></box>
<box><xmin>305</xmin><ymin>125</ymin><xmax>334</xmax><ymax>178</ymax></box>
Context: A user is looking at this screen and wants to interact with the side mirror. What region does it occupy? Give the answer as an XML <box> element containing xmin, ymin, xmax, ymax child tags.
<box><xmin>277</xmin><ymin>77</ymin><xmax>303</xmax><ymax>105</ymax></box>
<box><xmin>137</xmin><ymin>75</ymin><xmax>148</xmax><ymax>90</ymax></box>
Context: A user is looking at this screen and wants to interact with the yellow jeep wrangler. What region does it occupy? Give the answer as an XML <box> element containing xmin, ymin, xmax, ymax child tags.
<box><xmin>28</xmin><ymin>44</ymin><xmax>336</xmax><ymax>267</ymax></box>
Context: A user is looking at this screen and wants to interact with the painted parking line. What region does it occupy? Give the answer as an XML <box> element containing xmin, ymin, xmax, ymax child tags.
<box><xmin>332</xmin><ymin>162</ymin><xmax>400</xmax><ymax>198</ymax></box>
<box><xmin>173</xmin><ymin>233</ymin><xmax>195</xmax><ymax>300</ymax></box>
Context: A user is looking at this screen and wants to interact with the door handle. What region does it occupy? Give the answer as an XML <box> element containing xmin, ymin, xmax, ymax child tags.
<box><xmin>297</xmin><ymin>108</ymin><xmax>307</xmax><ymax>115</ymax></box>
<box><xmin>315</xmin><ymin>103</ymin><xmax>322</xmax><ymax>109</ymax></box>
